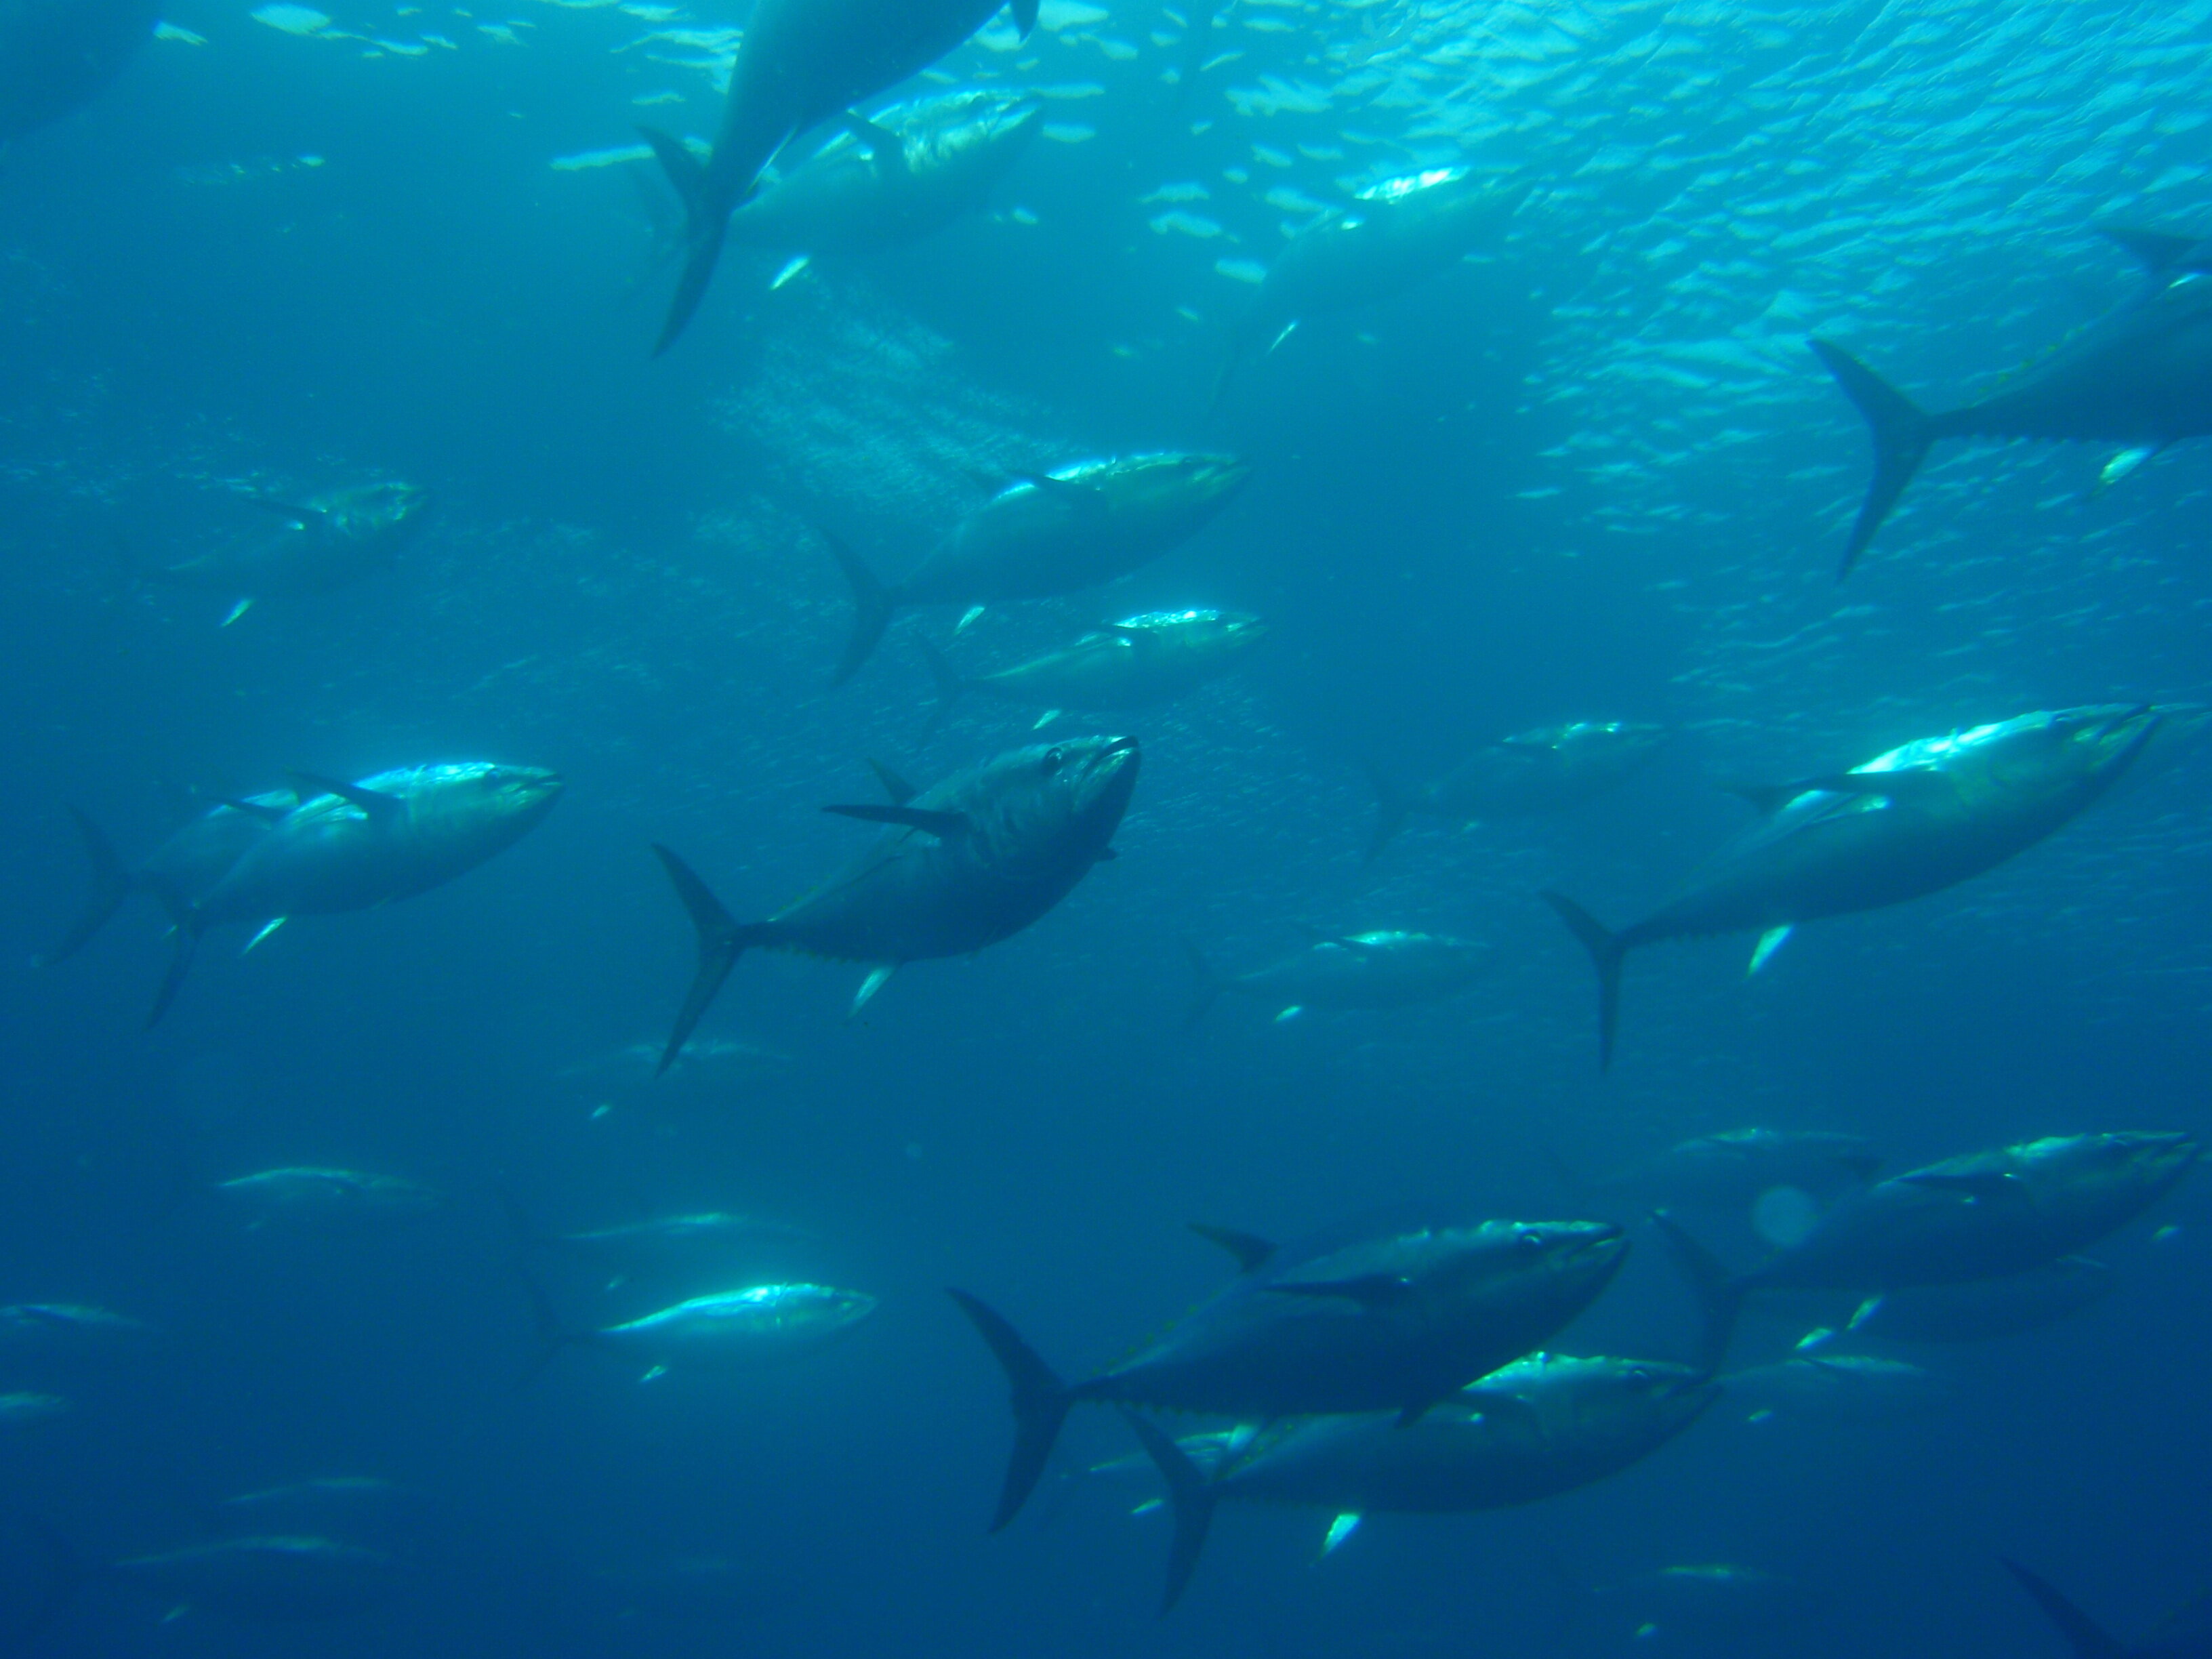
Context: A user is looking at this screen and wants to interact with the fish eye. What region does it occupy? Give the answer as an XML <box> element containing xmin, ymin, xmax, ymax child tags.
<box><xmin>1517</xmin><ymin>1230</ymin><xmax>1547</xmax><ymax>1252</ymax></box>
<box><xmin>1042</xmin><ymin>747</ymin><xmax>1065</xmax><ymax>774</ymax></box>
<box><xmin>1626</xmin><ymin>1366</ymin><xmax>1654</xmax><ymax>1391</ymax></box>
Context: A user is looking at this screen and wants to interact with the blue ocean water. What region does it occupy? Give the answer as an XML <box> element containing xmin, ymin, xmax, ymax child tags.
<box><xmin>1</xmin><ymin>0</ymin><xmax>2209</xmax><ymax>1652</ymax></box>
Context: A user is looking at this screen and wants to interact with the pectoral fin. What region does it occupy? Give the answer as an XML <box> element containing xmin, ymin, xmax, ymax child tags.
<box><xmin>1009</xmin><ymin>0</ymin><xmax>1038</xmax><ymax>37</ymax></box>
<box><xmin>821</xmin><ymin>804</ymin><xmax>972</xmax><ymax>840</ymax></box>
<box><xmin>1265</xmin><ymin>1273</ymin><xmax>1412</xmax><ymax>1309</ymax></box>
<box><xmin>852</xmin><ymin>964</ymin><xmax>897</xmax><ymax>1012</ymax></box>
<box><xmin>1187</xmin><ymin>1223</ymin><xmax>1277</xmax><ymax>1274</ymax></box>
<box><xmin>287</xmin><ymin>772</ymin><xmax>405</xmax><ymax>825</ymax></box>
<box><xmin>2099</xmin><ymin>445</ymin><xmax>2161</xmax><ymax>488</ymax></box>
<box><xmin>843</xmin><ymin>111</ymin><xmax>907</xmax><ymax>171</ymax></box>
<box><xmin>1898</xmin><ymin>1170</ymin><xmax>2026</xmax><ymax>1202</ymax></box>
<box><xmin>1320</xmin><ymin>1513</ymin><xmax>1363</xmax><ymax>1555</ymax></box>
<box><xmin>1748</xmin><ymin>926</ymin><xmax>1793</xmax><ymax>975</ymax></box>
<box><xmin>219</xmin><ymin>598</ymin><xmax>254</xmax><ymax>627</ymax></box>
<box><xmin>215</xmin><ymin>797</ymin><xmax>291</xmax><ymax>823</ymax></box>
<box><xmin>242</xmin><ymin>918</ymin><xmax>287</xmax><ymax>952</ymax></box>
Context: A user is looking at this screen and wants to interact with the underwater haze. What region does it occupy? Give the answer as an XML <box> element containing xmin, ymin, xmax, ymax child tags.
<box><xmin>2</xmin><ymin>0</ymin><xmax>2210</xmax><ymax>1653</ymax></box>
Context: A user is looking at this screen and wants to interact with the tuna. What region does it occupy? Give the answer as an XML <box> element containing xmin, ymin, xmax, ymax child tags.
<box><xmin>1364</xmin><ymin>720</ymin><xmax>1666</xmax><ymax>861</ymax></box>
<box><xmin>142</xmin><ymin>483</ymin><xmax>430</xmax><ymax>626</ymax></box>
<box><xmin>725</xmin><ymin>90</ymin><xmax>1041</xmax><ymax>260</ymax></box>
<box><xmin>827</xmin><ymin>455</ymin><xmax>1250</xmax><ymax>683</ymax></box>
<box><xmin>530</xmin><ymin>1282</ymin><xmax>876</xmax><ymax>1374</ymax></box>
<box><xmin>1819</xmin><ymin>1256</ymin><xmax>2116</xmax><ymax>1345</ymax></box>
<box><xmin>147</xmin><ymin>762</ymin><xmax>563</xmax><ymax>1027</ymax></box>
<box><xmin>1657</xmin><ymin>1132</ymin><xmax>2198</xmax><ymax>1361</ymax></box>
<box><xmin>651</xmin><ymin>735</ymin><xmax>1138</xmax><ymax>1065</ymax></box>
<box><xmin>1214</xmin><ymin>168</ymin><xmax>1520</xmax><ymax>407</ymax></box>
<box><xmin>916</xmin><ymin>609</ymin><xmax>1266</xmax><ymax>737</ymax></box>
<box><xmin>0</xmin><ymin>0</ymin><xmax>157</xmax><ymax>144</ymax></box>
<box><xmin>213</xmin><ymin>1168</ymin><xmax>447</xmax><ymax>1223</ymax></box>
<box><xmin>110</xmin><ymin>1536</ymin><xmax>400</xmax><ymax>1622</ymax></box>
<box><xmin>950</xmin><ymin>1210</ymin><xmax>1628</xmax><ymax>1530</ymax></box>
<box><xmin>1587</xmin><ymin>1128</ymin><xmax>1884</xmax><ymax>1212</ymax></box>
<box><xmin>1543</xmin><ymin>705</ymin><xmax>2165</xmax><ymax>1069</ymax></box>
<box><xmin>1181</xmin><ymin>929</ymin><xmax>1488</xmax><ymax>1026</ymax></box>
<box><xmin>2007</xmin><ymin>1559</ymin><xmax>2212</xmax><ymax>1659</ymax></box>
<box><xmin>1816</xmin><ymin>226</ymin><xmax>2212</xmax><ymax>577</ymax></box>
<box><xmin>1124</xmin><ymin>1352</ymin><xmax>1714</xmax><ymax>1610</ymax></box>
<box><xmin>639</xmin><ymin>0</ymin><xmax>1034</xmax><ymax>352</ymax></box>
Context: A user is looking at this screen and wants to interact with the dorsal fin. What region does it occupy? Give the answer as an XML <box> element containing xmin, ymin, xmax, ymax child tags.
<box><xmin>1187</xmin><ymin>1223</ymin><xmax>1277</xmax><ymax>1273</ymax></box>
<box><xmin>2002</xmin><ymin>1561</ymin><xmax>2129</xmax><ymax>1659</ymax></box>
<box><xmin>2100</xmin><ymin>224</ymin><xmax>2207</xmax><ymax>277</ymax></box>
<box><xmin>866</xmin><ymin>758</ymin><xmax>918</xmax><ymax>805</ymax></box>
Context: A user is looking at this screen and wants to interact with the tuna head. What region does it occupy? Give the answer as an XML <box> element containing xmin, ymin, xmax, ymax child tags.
<box><xmin>2020</xmin><ymin>1130</ymin><xmax>2199</xmax><ymax>1225</ymax></box>
<box><xmin>396</xmin><ymin>762</ymin><xmax>564</xmax><ymax>873</ymax></box>
<box><xmin>320</xmin><ymin>480</ymin><xmax>431</xmax><ymax>547</ymax></box>
<box><xmin>968</xmin><ymin>735</ymin><xmax>1140</xmax><ymax>866</ymax></box>
<box><xmin>1530</xmin><ymin>1355</ymin><xmax>1719</xmax><ymax>1446</ymax></box>
<box><xmin>1419</xmin><ymin>1219</ymin><xmax>1629</xmax><ymax>1334</ymax></box>
<box><xmin>1961</xmin><ymin>703</ymin><xmax>2163</xmax><ymax>804</ymax></box>
<box><xmin>1092</xmin><ymin>453</ymin><xmax>1252</xmax><ymax>539</ymax></box>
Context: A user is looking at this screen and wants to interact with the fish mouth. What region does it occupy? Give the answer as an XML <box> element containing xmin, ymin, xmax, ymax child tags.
<box><xmin>1559</xmin><ymin>1221</ymin><xmax>1629</xmax><ymax>1267</ymax></box>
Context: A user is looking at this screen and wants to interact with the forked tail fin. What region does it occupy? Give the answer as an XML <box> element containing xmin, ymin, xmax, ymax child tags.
<box><xmin>650</xmin><ymin>844</ymin><xmax>762</xmax><ymax>1073</ymax></box>
<box><xmin>143</xmin><ymin>921</ymin><xmax>201</xmax><ymax>1030</ymax></box>
<box><xmin>1652</xmin><ymin>1211</ymin><xmax>1746</xmax><ymax>1378</ymax></box>
<box><xmin>822</xmin><ymin>527</ymin><xmax>895</xmax><ymax>686</ymax></box>
<box><xmin>640</xmin><ymin>127</ymin><xmax>729</xmax><ymax>356</ymax></box>
<box><xmin>2001</xmin><ymin>1561</ymin><xmax>2129</xmax><ymax>1659</ymax></box>
<box><xmin>1118</xmin><ymin>1408</ymin><xmax>1218</xmax><ymax>1615</ymax></box>
<box><xmin>1357</xmin><ymin>758</ymin><xmax>1414</xmax><ymax>863</ymax></box>
<box><xmin>39</xmin><ymin>806</ymin><xmax>134</xmax><ymax>966</ymax></box>
<box><xmin>946</xmin><ymin>1289</ymin><xmax>1073</xmax><ymax>1532</ymax></box>
<box><xmin>1540</xmin><ymin>890</ymin><xmax>1628</xmax><ymax>1071</ymax></box>
<box><xmin>1809</xmin><ymin>340</ymin><xmax>1938</xmax><ymax>580</ymax></box>
<box><xmin>913</xmin><ymin>636</ymin><xmax>967</xmax><ymax>741</ymax></box>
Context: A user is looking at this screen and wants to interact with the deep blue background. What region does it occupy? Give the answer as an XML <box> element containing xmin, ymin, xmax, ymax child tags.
<box><xmin>1</xmin><ymin>0</ymin><xmax>2207</xmax><ymax>1652</ymax></box>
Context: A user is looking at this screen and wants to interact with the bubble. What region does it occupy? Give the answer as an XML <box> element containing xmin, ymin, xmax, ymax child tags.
<box><xmin>1751</xmin><ymin>1185</ymin><xmax>1821</xmax><ymax>1249</ymax></box>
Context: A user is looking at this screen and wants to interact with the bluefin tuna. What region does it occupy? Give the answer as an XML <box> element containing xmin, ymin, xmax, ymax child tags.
<box><xmin>1657</xmin><ymin>1133</ymin><xmax>2197</xmax><ymax>1359</ymax></box>
<box><xmin>1123</xmin><ymin>1351</ymin><xmax>1715</xmax><ymax>1611</ymax></box>
<box><xmin>1364</xmin><ymin>720</ymin><xmax>1666</xmax><ymax>861</ymax></box>
<box><xmin>725</xmin><ymin>91</ymin><xmax>1041</xmax><ymax>264</ymax></box>
<box><xmin>950</xmin><ymin>1211</ymin><xmax>1628</xmax><ymax>1530</ymax></box>
<box><xmin>639</xmin><ymin>0</ymin><xmax>1035</xmax><ymax>352</ymax></box>
<box><xmin>0</xmin><ymin>0</ymin><xmax>157</xmax><ymax>144</ymax></box>
<box><xmin>1816</xmin><ymin>226</ymin><xmax>2212</xmax><ymax>577</ymax></box>
<box><xmin>110</xmin><ymin>1536</ymin><xmax>400</xmax><ymax>1622</ymax></box>
<box><xmin>1587</xmin><ymin>1128</ymin><xmax>1883</xmax><ymax>1212</ymax></box>
<box><xmin>1721</xmin><ymin>1353</ymin><xmax>1952</xmax><ymax>1425</ymax></box>
<box><xmin>827</xmin><ymin>455</ymin><xmax>1250</xmax><ymax>682</ymax></box>
<box><xmin>142</xmin><ymin>483</ymin><xmax>430</xmax><ymax>626</ymax></box>
<box><xmin>530</xmin><ymin>1282</ymin><xmax>876</xmax><ymax>1374</ymax></box>
<box><xmin>1214</xmin><ymin>168</ymin><xmax>1520</xmax><ymax>407</ymax></box>
<box><xmin>916</xmin><ymin>609</ymin><xmax>1265</xmax><ymax>736</ymax></box>
<box><xmin>2007</xmin><ymin>1559</ymin><xmax>2212</xmax><ymax>1659</ymax></box>
<box><xmin>213</xmin><ymin>1168</ymin><xmax>447</xmax><ymax>1223</ymax></box>
<box><xmin>1544</xmin><ymin>705</ymin><xmax>2165</xmax><ymax>1069</ymax></box>
<box><xmin>1815</xmin><ymin>1256</ymin><xmax>2116</xmax><ymax>1345</ymax></box>
<box><xmin>1181</xmin><ymin>930</ymin><xmax>1488</xmax><ymax>1026</ymax></box>
<box><xmin>148</xmin><ymin>762</ymin><xmax>563</xmax><ymax>1027</ymax></box>
<box><xmin>651</xmin><ymin>735</ymin><xmax>1137</xmax><ymax>1064</ymax></box>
